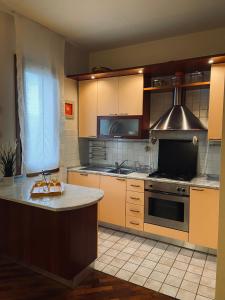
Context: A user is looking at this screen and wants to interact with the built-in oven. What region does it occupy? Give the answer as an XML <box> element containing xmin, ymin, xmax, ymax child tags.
<box><xmin>144</xmin><ymin>181</ymin><xmax>189</xmax><ymax>232</ymax></box>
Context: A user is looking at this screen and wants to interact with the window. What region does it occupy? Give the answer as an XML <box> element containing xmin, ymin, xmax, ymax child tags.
<box><xmin>23</xmin><ymin>65</ymin><xmax>60</xmax><ymax>174</ymax></box>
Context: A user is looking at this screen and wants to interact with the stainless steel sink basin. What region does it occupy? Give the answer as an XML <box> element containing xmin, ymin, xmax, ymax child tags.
<box><xmin>81</xmin><ymin>166</ymin><xmax>114</xmax><ymax>172</ymax></box>
<box><xmin>108</xmin><ymin>168</ymin><xmax>134</xmax><ymax>175</ymax></box>
<box><xmin>80</xmin><ymin>166</ymin><xmax>134</xmax><ymax>175</ymax></box>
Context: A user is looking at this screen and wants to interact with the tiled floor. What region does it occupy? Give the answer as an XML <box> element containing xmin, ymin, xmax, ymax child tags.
<box><xmin>93</xmin><ymin>226</ymin><xmax>217</xmax><ymax>300</ymax></box>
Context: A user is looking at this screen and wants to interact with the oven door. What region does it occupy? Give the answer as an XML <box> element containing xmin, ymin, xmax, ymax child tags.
<box><xmin>144</xmin><ymin>191</ymin><xmax>189</xmax><ymax>232</ymax></box>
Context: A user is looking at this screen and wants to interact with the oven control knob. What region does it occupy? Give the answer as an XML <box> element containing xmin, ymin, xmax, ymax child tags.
<box><xmin>182</xmin><ymin>188</ymin><xmax>186</xmax><ymax>193</ymax></box>
<box><xmin>177</xmin><ymin>187</ymin><xmax>181</xmax><ymax>192</ymax></box>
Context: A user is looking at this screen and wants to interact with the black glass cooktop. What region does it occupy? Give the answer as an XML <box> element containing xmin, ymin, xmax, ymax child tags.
<box><xmin>148</xmin><ymin>171</ymin><xmax>194</xmax><ymax>182</ymax></box>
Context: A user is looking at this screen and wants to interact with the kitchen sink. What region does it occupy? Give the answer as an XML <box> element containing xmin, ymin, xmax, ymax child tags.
<box><xmin>80</xmin><ymin>166</ymin><xmax>134</xmax><ymax>175</ymax></box>
<box><xmin>81</xmin><ymin>166</ymin><xmax>114</xmax><ymax>172</ymax></box>
<box><xmin>108</xmin><ymin>168</ymin><xmax>134</xmax><ymax>175</ymax></box>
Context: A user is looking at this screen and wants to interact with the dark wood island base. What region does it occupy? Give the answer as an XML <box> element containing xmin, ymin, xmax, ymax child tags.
<box><xmin>0</xmin><ymin>199</ymin><xmax>98</xmax><ymax>287</ymax></box>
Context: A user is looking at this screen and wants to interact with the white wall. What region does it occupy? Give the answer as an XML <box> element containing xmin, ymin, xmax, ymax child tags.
<box><xmin>60</xmin><ymin>78</ymin><xmax>80</xmax><ymax>166</ymax></box>
<box><xmin>90</xmin><ymin>27</ymin><xmax>225</xmax><ymax>69</ymax></box>
<box><xmin>0</xmin><ymin>11</ymin><xmax>16</xmax><ymax>143</ymax></box>
<box><xmin>64</xmin><ymin>41</ymin><xmax>89</xmax><ymax>75</ymax></box>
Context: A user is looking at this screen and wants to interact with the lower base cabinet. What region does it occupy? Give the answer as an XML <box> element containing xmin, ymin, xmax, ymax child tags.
<box><xmin>189</xmin><ymin>187</ymin><xmax>219</xmax><ymax>249</ymax></box>
<box><xmin>68</xmin><ymin>172</ymin><xmax>219</xmax><ymax>249</ymax></box>
<box><xmin>98</xmin><ymin>176</ymin><xmax>126</xmax><ymax>227</ymax></box>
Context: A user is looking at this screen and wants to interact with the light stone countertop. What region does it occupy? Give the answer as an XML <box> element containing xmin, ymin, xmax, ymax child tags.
<box><xmin>0</xmin><ymin>177</ymin><xmax>104</xmax><ymax>212</ymax></box>
<box><xmin>68</xmin><ymin>166</ymin><xmax>220</xmax><ymax>190</ymax></box>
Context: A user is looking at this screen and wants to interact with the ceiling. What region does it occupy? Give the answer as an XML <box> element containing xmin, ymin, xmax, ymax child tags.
<box><xmin>1</xmin><ymin>0</ymin><xmax>225</xmax><ymax>50</ymax></box>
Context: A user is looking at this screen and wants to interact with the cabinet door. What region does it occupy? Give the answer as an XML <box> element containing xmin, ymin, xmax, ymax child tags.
<box><xmin>189</xmin><ymin>187</ymin><xmax>219</xmax><ymax>249</ymax></box>
<box><xmin>208</xmin><ymin>63</ymin><xmax>225</xmax><ymax>140</ymax></box>
<box><xmin>99</xmin><ymin>176</ymin><xmax>126</xmax><ymax>226</ymax></box>
<box><xmin>79</xmin><ymin>80</ymin><xmax>98</xmax><ymax>137</ymax></box>
<box><xmin>68</xmin><ymin>172</ymin><xmax>100</xmax><ymax>188</ymax></box>
<box><xmin>118</xmin><ymin>74</ymin><xmax>143</xmax><ymax>115</ymax></box>
<box><xmin>98</xmin><ymin>78</ymin><xmax>118</xmax><ymax>116</ymax></box>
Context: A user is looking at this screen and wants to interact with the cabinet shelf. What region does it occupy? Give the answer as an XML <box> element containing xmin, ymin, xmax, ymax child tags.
<box><xmin>144</xmin><ymin>81</ymin><xmax>210</xmax><ymax>92</ymax></box>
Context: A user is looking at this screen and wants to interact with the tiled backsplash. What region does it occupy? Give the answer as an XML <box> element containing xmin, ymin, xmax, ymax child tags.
<box><xmin>87</xmin><ymin>82</ymin><xmax>220</xmax><ymax>176</ymax></box>
<box><xmin>88</xmin><ymin>134</ymin><xmax>220</xmax><ymax>176</ymax></box>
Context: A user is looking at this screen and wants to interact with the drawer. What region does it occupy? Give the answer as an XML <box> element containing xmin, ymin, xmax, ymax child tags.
<box><xmin>144</xmin><ymin>223</ymin><xmax>188</xmax><ymax>242</ymax></box>
<box><xmin>127</xmin><ymin>179</ymin><xmax>144</xmax><ymax>193</ymax></box>
<box><xmin>126</xmin><ymin>191</ymin><xmax>144</xmax><ymax>205</ymax></box>
<box><xmin>68</xmin><ymin>172</ymin><xmax>100</xmax><ymax>188</ymax></box>
<box><xmin>126</xmin><ymin>202</ymin><xmax>144</xmax><ymax>219</ymax></box>
<box><xmin>126</xmin><ymin>215</ymin><xmax>143</xmax><ymax>231</ymax></box>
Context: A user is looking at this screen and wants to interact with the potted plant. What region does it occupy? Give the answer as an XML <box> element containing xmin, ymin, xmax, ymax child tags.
<box><xmin>0</xmin><ymin>141</ymin><xmax>17</xmax><ymax>185</ymax></box>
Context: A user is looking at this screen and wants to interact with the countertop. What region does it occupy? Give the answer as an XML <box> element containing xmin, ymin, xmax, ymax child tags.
<box><xmin>0</xmin><ymin>177</ymin><xmax>104</xmax><ymax>212</ymax></box>
<box><xmin>68</xmin><ymin>166</ymin><xmax>220</xmax><ymax>189</ymax></box>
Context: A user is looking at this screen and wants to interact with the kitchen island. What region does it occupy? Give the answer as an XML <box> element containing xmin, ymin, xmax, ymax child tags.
<box><xmin>0</xmin><ymin>177</ymin><xmax>104</xmax><ymax>286</ymax></box>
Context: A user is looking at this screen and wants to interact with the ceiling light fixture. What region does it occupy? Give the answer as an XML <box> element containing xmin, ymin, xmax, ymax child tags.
<box><xmin>91</xmin><ymin>75</ymin><xmax>95</xmax><ymax>79</ymax></box>
<box><xmin>208</xmin><ymin>59</ymin><xmax>214</xmax><ymax>64</ymax></box>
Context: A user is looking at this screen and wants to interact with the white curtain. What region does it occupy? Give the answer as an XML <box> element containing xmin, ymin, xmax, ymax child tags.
<box><xmin>15</xmin><ymin>15</ymin><xmax>65</xmax><ymax>174</ymax></box>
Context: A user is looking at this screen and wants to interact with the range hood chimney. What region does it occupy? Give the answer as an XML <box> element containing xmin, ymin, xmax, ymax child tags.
<box><xmin>150</xmin><ymin>87</ymin><xmax>207</xmax><ymax>131</ymax></box>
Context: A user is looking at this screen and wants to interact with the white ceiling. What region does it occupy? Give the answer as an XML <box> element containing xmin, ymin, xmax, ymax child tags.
<box><xmin>1</xmin><ymin>0</ymin><xmax>225</xmax><ymax>50</ymax></box>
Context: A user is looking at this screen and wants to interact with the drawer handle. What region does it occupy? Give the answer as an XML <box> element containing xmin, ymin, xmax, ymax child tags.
<box><xmin>130</xmin><ymin>184</ymin><xmax>141</xmax><ymax>188</ymax></box>
<box><xmin>79</xmin><ymin>173</ymin><xmax>88</xmax><ymax>176</ymax></box>
<box><xmin>130</xmin><ymin>196</ymin><xmax>140</xmax><ymax>200</ymax></box>
<box><xmin>116</xmin><ymin>178</ymin><xmax>126</xmax><ymax>181</ymax></box>
<box><xmin>192</xmin><ymin>188</ymin><xmax>204</xmax><ymax>191</ymax></box>
<box><xmin>130</xmin><ymin>221</ymin><xmax>139</xmax><ymax>226</ymax></box>
<box><xmin>130</xmin><ymin>209</ymin><xmax>140</xmax><ymax>213</ymax></box>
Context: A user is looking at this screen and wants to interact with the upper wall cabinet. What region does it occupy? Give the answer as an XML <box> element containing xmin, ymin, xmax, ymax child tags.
<box><xmin>118</xmin><ymin>75</ymin><xmax>143</xmax><ymax>115</ymax></box>
<box><xmin>97</xmin><ymin>74</ymin><xmax>143</xmax><ymax>116</ymax></box>
<box><xmin>208</xmin><ymin>63</ymin><xmax>225</xmax><ymax>140</ymax></box>
<box><xmin>79</xmin><ymin>80</ymin><xmax>98</xmax><ymax>138</ymax></box>
<box><xmin>97</xmin><ymin>77</ymin><xmax>118</xmax><ymax>116</ymax></box>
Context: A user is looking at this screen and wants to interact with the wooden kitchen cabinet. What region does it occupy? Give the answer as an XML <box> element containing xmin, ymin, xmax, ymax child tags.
<box><xmin>79</xmin><ymin>80</ymin><xmax>98</xmax><ymax>137</ymax></box>
<box><xmin>189</xmin><ymin>187</ymin><xmax>219</xmax><ymax>249</ymax></box>
<box><xmin>127</xmin><ymin>179</ymin><xmax>144</xmax><ymax>193</ymax></box>
<box><xmin>68</xmin><ymin>172</ymin><xmax>100</xmax><ymax>188</ymax></box>
<box><xmin>118</xmin><ymin>75</ymin><xmax>143</xmax><ymax>115</ymax></box>
<box><xmin>208</xmin><ymin>63</ymin><xmax>225</xmax><ymax>140</ymax></box>
<box><xmin>98</xmin><ymin>176</ymin><xmax>126</xmax><ymax>226</ymax></box>
<box><xmin>97</xmin><ymin>77</ymin><xmax>118</xmax><ymax>116</ymax></box>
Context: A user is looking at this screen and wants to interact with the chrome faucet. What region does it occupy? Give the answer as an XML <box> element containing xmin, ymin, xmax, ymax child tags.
<box><xmin>115</xmin><ymin>160</ymin><xmax>128</xmax><ymax>170</ymax></box>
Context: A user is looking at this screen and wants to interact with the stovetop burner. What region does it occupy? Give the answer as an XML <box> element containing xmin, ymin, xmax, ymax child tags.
<box><xmin>148</xmin><ymin>171</ymin><xmax>194</xmax><ymax>182</ymax></box>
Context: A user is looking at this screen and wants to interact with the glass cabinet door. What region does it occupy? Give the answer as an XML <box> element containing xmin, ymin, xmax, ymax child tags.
<box><xmin>98</xmin><ymin>116</ymin><xmax>142</xmax><ymax>138</ymax></box>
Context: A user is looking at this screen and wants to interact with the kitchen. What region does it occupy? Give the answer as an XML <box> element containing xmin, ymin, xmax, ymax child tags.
<box><xmin>67</xmin><ymin>59</ymin><xmax>221</xmax><ymax>299</ymax></box>
<box><xmin>0</xmin><ymin>1</ymin><xmax>225</xmax><ymax>300</ymax></box>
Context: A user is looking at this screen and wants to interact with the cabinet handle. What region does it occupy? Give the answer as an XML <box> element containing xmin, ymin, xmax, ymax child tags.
<box><xmin>192</xmin><ymin>188</ymin><xmax>204</xmax><ymax>191</ymax></box>
<box><xmin>113</xmin><ymin>135</ymin><xmax>122</xmax><ymax>138</ymax></box>
<box><xmin>130</xmin><ymin>196</ymin><xmax>140</xmax><ymax>200</ymax></box>
<box><xmin>130</xmin><ymin>209</ymin><xmax>140</xmax><ymax>213</ymax></box>
<box><xmin>79</xmin><ymin>173</ymin><xmax>88</xmax><ymax>176</ymax></box>
<box><xmin>116</xmin><ymin>178</ymin><xmax>126</xmax><ymax>181</ymax></box>
<box><xmin>130</xmin><ymin>184</ymin><xmax>140</xmax><ymax>188</ymax></box>
<box><xmin>130</xmin><ymin>221</ymin><xmax>139</xmax><ymax>226</ymax></box>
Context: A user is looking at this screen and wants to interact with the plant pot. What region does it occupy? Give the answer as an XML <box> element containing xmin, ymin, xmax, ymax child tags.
<box><xmin>2</xmin><ymin>176</ymin><xmax>14</xmax><ymax>186</ymax></box>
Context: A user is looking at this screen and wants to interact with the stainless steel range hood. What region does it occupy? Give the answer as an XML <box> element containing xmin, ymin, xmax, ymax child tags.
<box><xmin>150</xmin><ymin>87</ymin><xmax>207</xmax><ymax>131</ymax></box>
